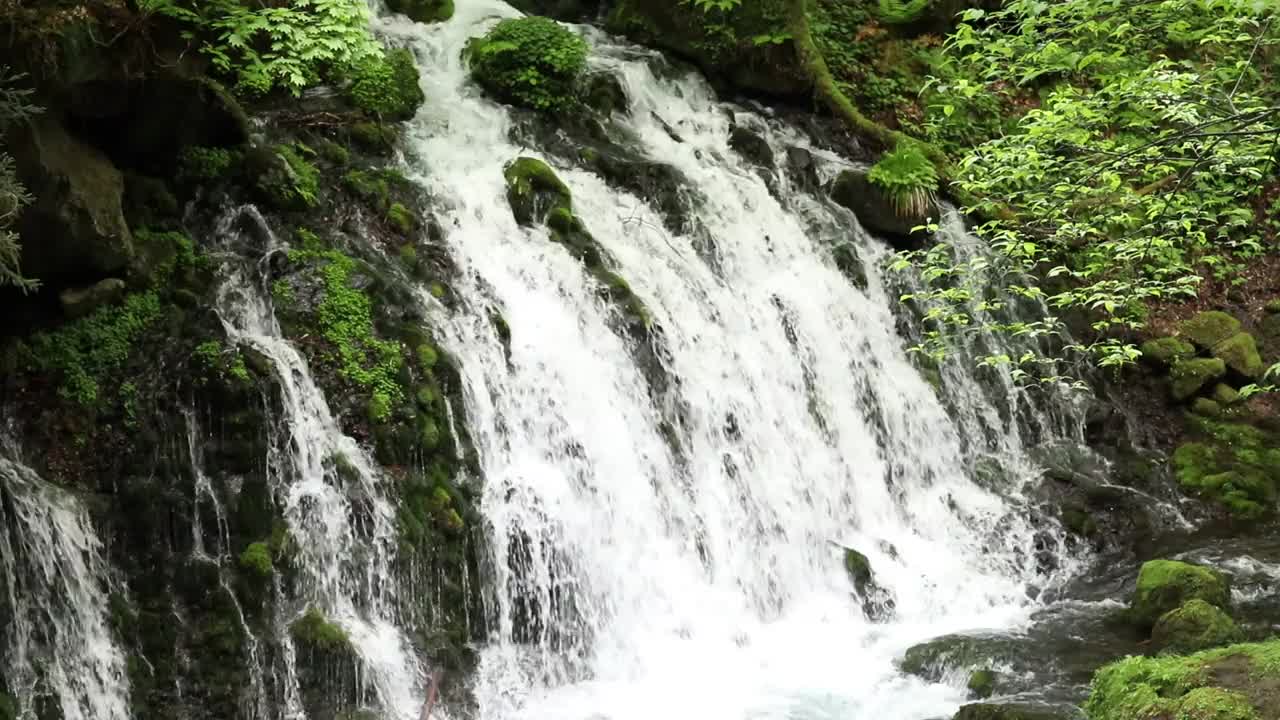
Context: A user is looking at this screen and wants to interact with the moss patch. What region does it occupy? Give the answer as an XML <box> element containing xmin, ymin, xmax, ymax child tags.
<box><xmin>1181</xmin><ymin>311</ymin><xmax>1243</xmax><ymax>350</ymax></box>
<box><xmin>1130</xmin><ymin>560</ymin><xmax>1231</xmax><ymax>630</ymax></box>
<box><xmin>238</xmin><ymin>542</ymin><xmax>273</xmax><ymax>578</ymax></box>
<box><xmin>347</xmin><ymin>48</ymin><xmax>425</xmax><ymax>120</ymax></box>
<box><xmin>1212</xmin><ymin>332</ymin><xmax>1263</xmax><ymax>379</ymax></box>
<box><xmin>1171</xmin><ymin>418</ymin><xmax>1280</xmax><ymax>518</ymax></box>
<box><xmin>1171</xmin><ymin>357</ymin><xmax>1227</xmax><ymax>401</ymax></box>
<box><xmin>504</xmin><ymin>157</ymin><xmax>572</xmax><ymax>226</ymax></box>
<box><xmin>1151</xmin><ymin>599</ymin><xmax>1244</xmax><ymax>655</ymax></box>
<box><xmin>467</xmin><ymin>16</ymin><xmax>589</xmax><ymax>112</ymax></box>
<box><xmin>1141</xmin><ymin>336</ymin><xmax>1196</xmax><ymax>368</ymax></box>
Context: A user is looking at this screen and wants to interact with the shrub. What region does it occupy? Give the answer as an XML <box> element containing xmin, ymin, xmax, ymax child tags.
<box><xmin>466</xmin><ymin>17</ymin><xmax>589</xmax><ymax>111</ymax></box>
<box><xmin>867</xmin><ymin>141</ymin><xmax>938</xmax><ymax>218</ymax></box>
<box><xmin>347</xmin><ymin>48</ymin><xmax>425</xmax><ymax>120</ymax></box>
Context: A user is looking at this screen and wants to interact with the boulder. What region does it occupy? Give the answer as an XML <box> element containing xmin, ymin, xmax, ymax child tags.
<box><xmin>1139</xmin><ymin>336</ymin><xmax>1195</xmax><ymax>369</ymax></box>
<box><xmin>830</xmin><ymin>169</ymin><xmax>937</xmax><ymax>247</ymax></box>
<box><xmin>1212</xmin><ymin>332</ymin><xmax>1263</xmax><ymax>378</ymax></box>
<box><xmin>59</xmin><ymin>278</ymin><xmax>126</xmax><ymax>319</ymax></box>
<box><xmin>1180</xmin><ymin>311</ymin><xmax>1242</xmax><ymax>350</ymax></box>
<box><xmin>1150</xmin><ymin>599</ymin><xmax>1244</xmax><ymax>654</ymax></box>
<box><xmin>13</xmin><ymin>116</ymin><xmax>134</xmax><ymax>283</ymax></box>
<box><xmin>729</xmin><ymin>125</ymin><xmax>775</xmax><ymax>167</ymax></box>
<box><xmin>967</xmin><ymin>668</ymin><xmax>998</xmax><ymax>699</ymax></box>
<box><xmin>1129</xmin><ymin>559</ymin><xmax>1231</xmax><ymax>630</ymax></box>
<box><xmin>952</xmin><ymin>704</ymin><xmax>1064</xmax><ymax>720</ymax></box>
<box><xmin>1170</xmin><ymin>357</ymin><xmax>1226</xmax><ymax>400</ymax></box>
<box><xmin>504</xmin><ymin>157</ymin><xmax>572</xmax><ymax>226</ymax></box>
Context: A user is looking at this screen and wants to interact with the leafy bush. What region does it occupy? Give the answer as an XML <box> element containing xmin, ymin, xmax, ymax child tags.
<box><xmin>867</xmin><ymin>142</ymin><xmax>938</xmax><ymax>218</ymax></box>
<box><xmin>138</xmin><ymin>0</ymin><xmax>384</xmax><ymax>96</ymax></box>
<box><xmin>347</xmin><ymin>48</ymin><xmax>425</xmax><ymax>120</ymax></box>
<box><xmin>467</xmin><ymin>17</ymin><xmax>589</xmax><ymax>111</ymax></box>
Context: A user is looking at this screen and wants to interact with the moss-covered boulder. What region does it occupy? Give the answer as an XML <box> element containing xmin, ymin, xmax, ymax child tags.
<box><xmin>1150</xmin><ymin>599</ymin><xmax>1244</xmax><ymax>655</ymax></box>
<box><xmin>1140</xmin><ymin>337</ymin><xmax>1196</xmax><ymax>368</ymax></box>
<box><xmin>1170</xmin><ymin>357</ymin><xmax>1226</xmax><ymax>401</ymax></box>
<box><xmin>347</xmin><ymin>48</ymin><xmax>426</xmax><ymax>120</ymax></box>
<box><xmin>504</xmin><ymin>157</ymin><xmax>572</xmax><ymax>226</ymax></box>
<box><xmin>59</xmin><ymin>278</ymin><xmax>127</xmax><ymax>319</ymax></box>
<box><xmin>246</xmin><ymin>144</ymin><xmax>321</xmax><ymax>211</ymax></box>
<box><xmin>1129</xmin><ymin>560</ymin><xmax>1231</xmax><ymax>630</ymax></box>
<box><xmin>967</xmin><ymin>668</ymin><xmax>999</xmax><ymax>699</ymax></box>
<box><xmin>1171</xmin><ymin>419</ymin><xmax>1280</xmax><ymax>518</ymax></box>
<box><xmin>1181</xmin><ymin>311</ymin><xmax>1243</xmax><ymax>350</ymax></box>
<box><xmin>1084</xmin><ymin>640</ymin><xmax>1280</xmax><ymax>720</ymax></box>
<box><xmin>1192</xmin><ymin>397</ymin><xmax>1223</xmax><ymax>418</ymax></box>
<box><xmin>385</xmin><ymin>0</ymin><xmax>454</xmax><ymax>22</ymax></box>
<box><xmin>1212</xmin><ymin>332</ymin><xmax>1263</xmax><ymax>379</ymax></box>
<box><xmin>1213</xmin><ymin>384</ymin><xmax>1242</xmax><ymax>406</ymax></box>
<box><xmin>12</xmin><ymin>115</ymin><xmax>134</xmax><ymax>283</ymax></box>
<box><xmin>830</xmin><ymin>167</ymin><xmax>936</xmax><ymax>246</ymax></box>
<box><xmin>467</xmin><ymin>16</ymin><xmax>588</xmax><ymax>112</ymax></box>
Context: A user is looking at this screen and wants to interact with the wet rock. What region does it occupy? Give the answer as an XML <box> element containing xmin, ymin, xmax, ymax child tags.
<box><xmin>842</xmin><ymin>547</ymin><xmax>894</xmax><ymax>619</ymax></box>
<box><xmin>1170</xmin><ymin>357</ymin><xmax>1226</xmax><ymax>401</ymax></box>
<box><xmin>13</xmin><ymin>115</ymin><xmax>134</xmax><ymax>283</ymax></box>
<box><xmin>1150</xmin><ymin>598</ymin><xmax>1243</xmax><ymax>654</ymax></box>
<box><xmin>728</xmin><ymin>125</ymin><xmax>775</xmax><ymax>167</ymax></box>
<box><xmin>952</xmin><ymin>703</ymin><xmax>1065</xmax><ymax>720</ymax></box>
<box><xmin>504</xmin><ymin>157</ymin><xmax>572</xmax><ymax>226</ymax></box>
<box><xmin>967</xmin><ymin>668</ymin><xmax>998</xmax><ymax>699</ymax></box>
<box><xmin>830</xmin><ymin>168</ymin><xmax>936</xmax><ymax>248</ymax></box>
<box><xmin>583</xmin><ymin>71</ymin><xmax>629</xmax><ymax>116</ymax></box>
<box><xmin>59</xmin><ymin>278</ymin><xmax>126</xmax><ymax>319</ymax></box>
<box><xmin>1129</xmin><ymin>559</ymin><xmax>1231</xmax><ymax>630</ymax></box>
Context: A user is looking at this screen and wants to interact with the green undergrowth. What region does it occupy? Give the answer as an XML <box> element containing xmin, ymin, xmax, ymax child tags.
<box><xmin>466</xmin><ymin>16</ymin><xmax>588</xmax><ymax>112</ymax></box>
<box><xmin>867</xmin><ymin>141</ymin><xmax>938</xmax><ymax>218</ymax></box>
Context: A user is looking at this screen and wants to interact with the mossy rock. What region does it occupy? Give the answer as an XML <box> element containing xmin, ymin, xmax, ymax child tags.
<box><xmin>1213</xmin><ymin>384</ymin><xmax>1241</xmax><ymax>406</ymax></box>
<box><xmin>952</xmin><ymin>704</ymin><xmax>1062</xmax><ymax>720</ymax></box>
<box><xmin>386</xmin><ymin>0</ymin><xmax>454</xmax><ymax>22</ymax></box>
<box><xmin>1151</xmin><ymin>599</ymin><xmax>1244</xmax><ymax>655</ymax></box>
<box><xmin>1170</xmin><ymin>357</ymin><xmax>1226</xmax><ymax>401</ymax></box>
<box><xmin>1140</xmin><ymin>337</ymin><xmax>1196</xmax><ymax>369</ymax></box>
<box><xmin>290</xmin><ymin>607</ymin><xmax>354</xmax><ymax>656</ymax></box>
<box><xmin>348</xmin><ymin>122</ymin><xmax>399</xmax><ymax>155</ymax></box>
<box><xmin>347</xmin><ymin>48</ymin><xmax>426</xmax><ymax>120</ymax></box>
<box><xmin>843</xmin><ymin>547</ymin><xmax>874</xmax><ymax>593</ymax></box>
<box><xmin>1192</xmin><ymin>398</ymin><xmax>1223</xmax><ymax>418</ymax></box>
<box><xmin>583</xmin><ymin>70</ymin><xmax>629</xmax><ymax>115</ymax></box>
<box><xmin>968</xmin><ymin>669</ymin><xmax>999</xmax><ymax>699</ymax></box>
<box><xmin>1129</xmin><ymin>559</ymin><xmax>1231</xmax><ymax>630</ymax></box>
<box><xmin>467</xmin><ymin>16</ymin><xmax>589</xmax><ymax>112</ymax></box>
<box><xmin>1171</xmin><ymin>419</ymin><xmax>1280</xmax><ymax>517</ymax></box>
<box><xmin>1211</xmin><ymin>332</ymin><xmax>1263</xmax><ymax>379</ymax></box>
<box><xmin>504</xmin><ymin>157</ymin><xmax>572</xmax><ymax>225</ymax></box>
<box><xmin>1181</xmin><ymin>311</ymin><xmax>1243</xmax><ymax>350</ymax></box>
<box><xmin>1084</xmin><ymin>640</ymin><xmax>1280</xmax><ymax>720</ymax></box>
<box><xmin>900</xmin><ymin>634</ymin><xmax>1008</xmax><ymax>681</ymax></box>
<box><xmin>238</xmin><ymin>542</ymin><xmax>273</xmax><ymax>578</ymax></box>
<box><xmin>247</xmin><ymin>144</ymin><xmax>320</xmax><ymax>211</ymax></box>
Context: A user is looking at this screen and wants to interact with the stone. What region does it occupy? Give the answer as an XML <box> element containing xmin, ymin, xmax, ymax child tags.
<box><xmin>967</xmin><ymin>668</ymin><xmax>998</xmax><ymax>699</ymax></box>
<box><xmin>1170</xmin><ymin>357</ymin><xmax>1226</xmax><ymax>401</ymax></box>
<box><xmin>1212</xmin><ymin>383</ymin><xmax>1241</xmax><ymax>405</ymax></box>
<box><xmin>1180</xmin><ymin>311</ymin><xmax>1242</xmax><ymax>350</ymax></box>
<box><xmin>12</xmin><ymin>116</ymin><xmax>133</xmax><ymax>283</ymax></box>
<box><xmin>1130</xmin><ymin>559</ymin><xmax>1231</xmax><ymax>630</ymax></box>
<box><xmin>952</xmin><ymin>703</ymin><xmax>1063</xmax><ymax>720</ymax></box>
<box><xmin>830</xmin><ymin>168</ymin><xmax>937</xmax><ymax>247</ymax></box>
<box><xmin>1191</xmin><ymin>397</ymin><xmax>1223</xmax><ymax>417</ymax></box>
<box><xmin>59</xmin><ymin>278</ymin><xmax>126</xmax><ymax>319</ymax></box>
<box><xmin>504</xmin><ymin>157</ymin><xmax>572</xmax><ymax>226</ymax></box>
<box><xmin>1139</xmin><ymin>336</ymin><xmax>1196</xmax><ymax>368</ymax></box>
<box><xmin>729</xmin><ymin>125</ymin><xmax>775</xmax><ymax>167</ymax></box>
<box><xmin>583</xmin><ymin>71</ymin><xmax>629</xmax><ymax>116</ymax></box>
<box><xmin>1150</xmin><ymin>599</ymin><xmax>1244</xmax><ymax>654</ymax></box>
<box><xmin>1211</xmin><ymin>332</ymin><xmax>1263</xmax><ymax>378</ymax></box>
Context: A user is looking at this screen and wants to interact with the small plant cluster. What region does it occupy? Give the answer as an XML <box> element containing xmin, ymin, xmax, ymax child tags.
<box><xmin>467</xmin><ymin>16</ymin><xmax>589</xmax><ymax>112</ymax></box>
<box><xmin>138</xmin><ymin>0</ymin><xmax>384</xmax><ymax>96</ymax></box>
<box><xmin>867</xmin><ymin>141</ymin><xmax>938</xmax><ymax>219</ymax></box>
<box><xmin>347</xmin><ymin>48</ymin><xmax>425</xmax><ymax>120</ymax></box>
<box><xmin>875</xmin><ymin>0</ymin><xmax>930</xmax><ymax>25</ymax></box>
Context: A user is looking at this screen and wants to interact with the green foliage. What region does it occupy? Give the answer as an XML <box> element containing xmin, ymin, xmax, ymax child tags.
<box><xmin>178</xmin><ymin>146</ymin><xmax>239</xmax><ymax>182</ymax></box>
<box><xmin>688</xmin><ymin>0</ymin><xmax>742</xmax><ymax>11</ymax></box>
<box><xmin>347</xmin><ymin>48</ymin><xmax>425</xmax><ymax>120</ymax></box>
<box><xmin>0</xmin><ymin>66</ymin><xmax>40</xmax><ymax>292</ymax></box>
<box><xmin>467</xmin><ymin>17</ymin><xmax>589</xmax><ymax>111</ymax></box>
<box><xmin>27</xmin><ymin>293</ymin><xmax>164</xmax><ymax>406</ymax></box>
<box><xmin>342</xmin><ymin>168</ymin><xmax>411</xmax><ymax>211</ymax></box>
<box><xmin>867</xmin><ymin>142</ymin><xmax>938</xmax><ymax>218</ymax></box>
<box><xmin>386</xmin><ymin>0</ymin><xmax>454</xmax><ymax>23</ymax></box>
<box><xmin>260</xmin><ymin>144</ymin><xmax>320</xmax><ymax>210</ymax></box>
<box><xmin>1172</xmin><ymin>418</ymin><xmax>1280</xmax><ymax>517</ymax></box>
<box><xmin>238</xmin><ymin>542</ymin><xmax>273</xmax><ymax>577</ymax></box>
<box><xmin>902</xmin><ymin>0</ymin><xmax>1280</xmax><ymax>371</ymax></box>
<box><xmin>876</xmin><ymin>0</ymin><xmax>930</xmax><ymax>25</ymax></box>
<box><xmin>386</xmin><ymin>202</ymin><xmax>416</xmax><ymax>235</ymax></box>
<box><xmin>1141</xmin><ymin>337</ymin><xmax>1196</xmax><ymax>368</ymax></box>
<box><xmin>195</xmin><ymin>340</ymin><xmax>253</xmax><ymax>385</ymax></box>
<box><xmin>139</xmin><ymin>0</ymin><xmax>384</xmax><ymax>96</ymax></box>
<box><xmin>289</xmin><ymin>607</ymin><xmax>351</xmax><ymax>652</ymax></box>
<box><xmin>967</xmin><ymin>669</ymin><xmax>997</xmax><ymax>699</ymax></box>
<box><xmin>292</xmin><ymin>249</ymin><xmax>403</xmax><ymax>420</ymax></box>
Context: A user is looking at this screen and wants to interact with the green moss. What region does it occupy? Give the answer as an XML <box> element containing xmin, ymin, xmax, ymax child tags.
<box><xmin>416</xmin><ymin>343</ymin><xmax>439</xmax><ymax>370</ymax></box>
<box><xmin>27</xmin><ymin>292</ymin><xmax>164</xmax><ymax>406</ymax></box>
<box><xmin>386</xmin><ymin>0</ymin><xmax>454</xmax><ymax>22</ymax></box>
<box><xmin>178</xmin><ymin>145</ymin><xmax>240</xmax><ymax>182</ymax></box>
<box><xmin>1171</xmin><ymin>419</ymin><xmax>1279</xmax><ymax>517</ymax></box>
<box><xmin>347</xmin><ymin>48</ymin><xmax>425</xmax><ymax>120</ymax></box>
<box><xmin>316</xmin><ymin>139</ymin><xmax>350</xmax><ymax>165</ymax></box>
<box><xmin>1212</xmin><ymin>332</ymin><xmax>1263</xmax><ymax>379</ymax></box>
<box><xmin>290</xmin><ymin>607</ymin><xmax>351</xmax><ymax>653</ymax></box>
<box><xmin>466</xmin><ymin>16</ymin><xmax>589</xmax><ymax>112</ymax></box>
<box><xmin>843</xmin><ymin>547</ymin><xmax>873</xmax><ymax>592</ymax></box>
<box><xmin>0</xmin><ymin>692</ymin><xmax>17</xmax><ymax>720</ymax></box>
<box><xmin>1171</xmin><ymin>358</ymin><xmax>1227</xmax><ymax>401</ymax></box>
<box><xmin>133</xmin><ymin>229</ymin><xmax>199</xmax><ymax>286</ymax></box>
<box><xmin>1151</xmin><ymin>599</ymin><xmax>1244</xmax><ymax>655</ymax></box>
<box><xmin>1141</xmin><ymin>336</ymin><xmax>1197</xmax><ymax>368</ymax></box>
<box><xmin>1193</xmin><ymin>398</ymin><xmax>1223</xmax><ymax>417</ymax></box>
<box><xmin>968</xmin><ymin>668</ymin><xmax>998</xmax><ymax>699</ymax></box>
<box><xmin>1181</xmin><ymin>311</ymin><xmax>1243</xmax><ymax>350</ymax></box>
<box><xmin>1266</xmin><ymin>299</ymin><xmax>1280</xmax><ymax>314</ymax></box>
<box><xmin>1213</xmin><ymin>384</ymin><xmax>1242</xmax><ymax>405</ymax></box>
<box><xmin>1083</xmin><ymin>640</ymin><xmax>1280</xmax><ymax>720</ymax></box>
<box><xmin>257</xmin><ymin>144</ymin><xmax>320</xmax><ymax>210</ymax></box>
<box><xmin>504</xmin><ymin>157</ymin><xmax>572</xmax><ymax>225</ymax></box>
<box><xmin>343</xmin><ymin>168</ymin><xmax>411</xmax><ymax>211</ymax></box>
<box><xmin>1130</xmin><ymin>560</ymin><xmax>1231</xmax><ymax>630</ymax></box>
<box><xmin>386</xmin><ymin>202</ymin><xmax>416</xmax><ymax>235</ymax></box>
<box><xmin>349</xmin><ymin>122</ymin><xmax>398</xmax><ymax>154</ymax></box>
<box><xmin>292</xmin><ymin>249</ymin><xmax>404</xmax><ymax>414</ymax></box>
<box><xmin>238</xmin><ymin>542</ymin><xmax>273</xmax><ymax>578</ymax></box>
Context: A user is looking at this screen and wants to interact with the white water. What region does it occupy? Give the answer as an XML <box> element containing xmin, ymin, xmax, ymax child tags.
<box><xmin>212</xmin><ymin>210</ymin><xmax>424</xmax><ymax>720</ymax></box>
<box><xmin>0</xmin><ymin>450</ymin><xmax>131</xmax><ymax>720</ymax></box>
<box><xmin>377</xmin><ymin>3</ymin><xmax>1085</xmax><ymax>719</ymax></box>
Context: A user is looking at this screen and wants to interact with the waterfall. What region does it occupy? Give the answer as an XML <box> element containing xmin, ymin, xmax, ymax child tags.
<box><xmin>0</xmin><ymin>450</ymin><xmax>132</xmax><ymax>720</ymax></box>
<box><xmin>211</xmin><ymin>208</ymin><xmax>425</xmax><ymax>720</ymax></box>
<box><xmin>374</xmin><ymin>2</ymin><xmax>1088</xmax><ymax>719</ymax></box>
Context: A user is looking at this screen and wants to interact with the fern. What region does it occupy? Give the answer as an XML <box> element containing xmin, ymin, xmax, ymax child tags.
<box><xmin>867</xmin><ymin>142</ymin><xmax>938</xmax><ymax>219</ymax></box>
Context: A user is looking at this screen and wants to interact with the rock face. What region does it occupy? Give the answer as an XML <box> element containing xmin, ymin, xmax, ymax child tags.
<box><xmin>830</xmin><ymin>169</ymin><xmax>937</xmax><ymax>246</ymax></box>
<box><xmin>13</xmin><ymin>116</ymin><xmax>134</xmax><ymax>284</ymax></box>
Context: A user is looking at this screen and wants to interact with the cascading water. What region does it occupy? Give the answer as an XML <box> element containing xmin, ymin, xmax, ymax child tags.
<box><xmin>375</xmin><ymin>3</ymin><xmax>1088</xmax><ymax>719</ymax></box>
<box><xmin>0</xmin><ymin>446</ymin><xmax>131</xmax><ymax>720</ymax></box>
<box><xmin>211</xmin><ymin>208</ymin><xmax>425</xmax><ymax>720</ymax></box>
